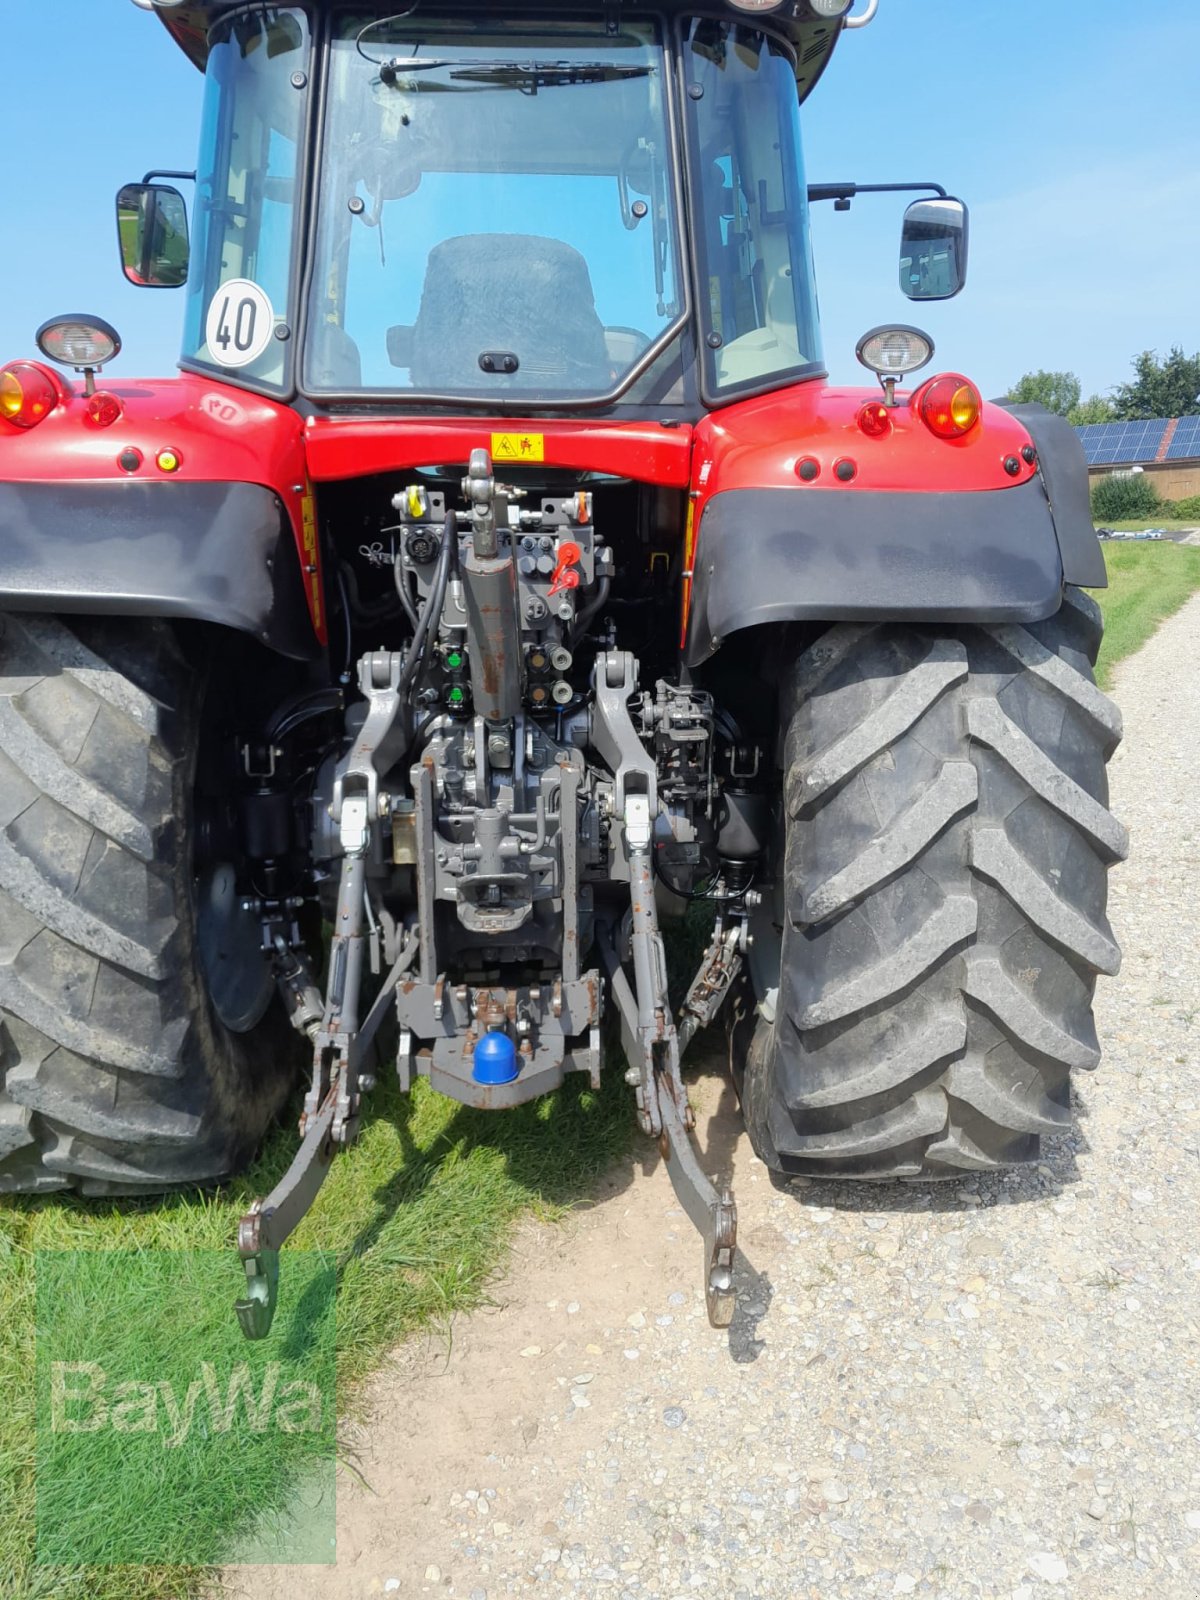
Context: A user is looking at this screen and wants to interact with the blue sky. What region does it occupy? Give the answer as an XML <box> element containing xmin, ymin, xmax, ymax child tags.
<box><xmin>1</xmin><ymin>0</ymin><xmax>1197</xmax><ymax>402</ymax></box>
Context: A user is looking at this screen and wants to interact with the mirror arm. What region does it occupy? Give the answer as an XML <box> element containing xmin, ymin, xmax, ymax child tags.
<box><xmin>808</xmin><ymin>180</ymin><xmax>948</xmax><ymax>207</ymax></box>
<box><xmin>142</xmin><ymin>169</ymin><xmax>196</xmax><ymax>185</ymax></box>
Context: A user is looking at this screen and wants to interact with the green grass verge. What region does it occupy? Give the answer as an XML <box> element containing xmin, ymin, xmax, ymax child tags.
<box><xmin>1094</xmin><ymin>540</ymin><xmax>1200</xmax><ymax>689</ymax></box>
<box><xmin>33</xmin><ymin>1248</ymin><xmax>337</xmax><ymax>1569</ymax></box>
<box><xmin>0</xmin><ymin>1071</ymin><xmax>634</xmax><ymax>1599</ymax></box>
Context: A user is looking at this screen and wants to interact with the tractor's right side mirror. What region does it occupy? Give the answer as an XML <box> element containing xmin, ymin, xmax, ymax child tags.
<box><xmin>899</xmin><ymin>197</ymin><xmax>968</xmax><ymax>301</ymax></box>
<box><xmin>116</xmin><ymin>183</ymin><xmax>190</xmax><ymax>289</ymax></box>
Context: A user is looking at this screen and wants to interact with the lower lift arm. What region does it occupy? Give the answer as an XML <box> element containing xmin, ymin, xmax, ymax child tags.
<box><xmin>236</xmin><ymin>651</ymin><xmax>421</xmax><ymax>1340</ymax></box>
<box><xmin>592</xmin><ymin>650</ymin><xmax>741</xmax><ymax>1329</ymax></box>
<box><xmin>598</xmin><ymin>819</ymin><xmax>738</xmax><ymax>1330</ymax></box>
<box><xmin>235</xmin><ymin>930</ymin><xmax>418</xmax><ymax>1340</ymax></box>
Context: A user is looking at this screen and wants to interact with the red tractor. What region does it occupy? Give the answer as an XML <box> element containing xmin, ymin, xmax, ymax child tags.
<box><xmin>0</xmin><ymin>0</ymin><xmax>1125</xmax><ymax>1335</ymax></box>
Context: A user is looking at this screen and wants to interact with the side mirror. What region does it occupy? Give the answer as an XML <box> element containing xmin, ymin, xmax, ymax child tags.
<box><xmin>116</xmin><ymin>183</ymin><xmax>190</xmax><ymax>289</ymax></box>
<box><xmin>899</xmin><ymin>197</ymin><xmax>968</xmax><ymax>301</ymax></box>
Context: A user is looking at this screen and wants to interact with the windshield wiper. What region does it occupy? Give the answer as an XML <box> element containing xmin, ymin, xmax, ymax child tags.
<box><xmin>379</xmin><ymin>57</ymin><xmax>652</xmax><ymax>91</ymax></box>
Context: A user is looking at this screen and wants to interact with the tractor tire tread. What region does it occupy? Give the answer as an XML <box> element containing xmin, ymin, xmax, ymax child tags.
<box><xmin>0</xmin><ymin>614</ymin><xmax>297</xmax><ymax>1194</ymax></box>
<box><xmin>744</xmin><ymin>591</ymin><xmax>1125</xmax><ymax>1177</ymax></box>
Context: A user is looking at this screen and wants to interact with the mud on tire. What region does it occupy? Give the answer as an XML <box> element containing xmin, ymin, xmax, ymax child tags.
<box><xmin>743</xmin><ymin>587</ymin><xmax>1127</xmax><ymax>1177</ymax></box>
<box><xmin>0</xmin><ymin>614</ymin><xmax>299</xmax><ymax>1196</ymax></box>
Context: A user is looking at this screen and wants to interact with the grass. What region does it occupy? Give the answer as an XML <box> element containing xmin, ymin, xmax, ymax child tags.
<box><xmin>0</xmin><ymin>1070</ymin><xmax>635</xmax><ymax>1599</ymax></box>
<box><xmin>2</xmin><ymin>542</ymin><xmax>1199</xmax><ymax>1597</ymax></box>
<box><xmin>1094</xmin><ymin>539</ymin><xmax>1200</xmax><ymax>688</ymax></box>
<box><xmin>32</xmin><ymin>1247</ymin><xmax>337</xmax><ymax>1570</ymax></box>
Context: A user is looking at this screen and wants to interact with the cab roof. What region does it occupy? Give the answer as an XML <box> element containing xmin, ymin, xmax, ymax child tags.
<box><xmin>150</xmin><ymin>1</ymin><xmax>844</xmax><ymax>104</ymax></box>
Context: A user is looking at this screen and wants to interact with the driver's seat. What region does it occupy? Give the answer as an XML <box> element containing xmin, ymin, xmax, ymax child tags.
<box><xmin>409</xmin><ymin>233</ymin><xmax>613</xmax><ymax>392</ymax></box>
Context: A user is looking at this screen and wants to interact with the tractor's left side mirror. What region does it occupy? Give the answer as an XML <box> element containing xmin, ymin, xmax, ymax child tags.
<box><xmin>116</xmin><ymin>183</ymin><xmax>190</xmax><ymax>289</ymax></box>
<box><xmin>899</xmin><ymin>197</ymin><xmax>968</xmax><ymax>301</ymax></box>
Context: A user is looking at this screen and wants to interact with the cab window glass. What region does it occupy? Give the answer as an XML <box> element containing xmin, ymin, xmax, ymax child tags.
<box><xmin>182</xmin><ymin>8</ymin><xmax>309</xmax><ymax>388</ymax></box>
<box><xmin>685</xmin><ymin>19</ymin><xmax>822</xmax><ymax>394</ymax></box>
<box><xmin>304</xmin><ymin>16</ymin><xmax>682</xmax><ymax>400</ymax></box>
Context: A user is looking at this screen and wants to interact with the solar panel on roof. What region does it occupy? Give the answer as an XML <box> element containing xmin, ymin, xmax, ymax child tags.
<box><xmin>1076</xmin><ymin>418</ymin><xmax>1174</xmax><ymax>466</ymax></box>
<box><xmin>1166</xmin><ymin>417</ymin><xmax>1200</xmax><ymax>461</ymax></box>
<box><xmin>1077</xmin><ymin>413</ymin><xmax>1200</xmax><ymax>463</ymax></box>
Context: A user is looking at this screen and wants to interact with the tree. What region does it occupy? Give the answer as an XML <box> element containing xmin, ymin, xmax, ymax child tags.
<box><xmin>1111</xmin><ymin>347</ymin><xmax>1200</xmax><ymax>420</ymax></box>
<box><xmin>1067</xmin><ymin>394</ymin><xmax>1116</xmax><ymax>426</ymax></box>
<box><xmin>1005</xmin><ymin>370</ymin><xmax>1082</xmax><ymax>417</ymax></box>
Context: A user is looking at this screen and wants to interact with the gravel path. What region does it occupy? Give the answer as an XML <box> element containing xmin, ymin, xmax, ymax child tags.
<box><xmin>227</xmin><ymin>595</ymin><xmax>1200</xmax><ymax>1600</ymax></box>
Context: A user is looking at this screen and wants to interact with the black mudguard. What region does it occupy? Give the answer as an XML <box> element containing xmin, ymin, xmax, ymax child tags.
<box><xmin>997</xmin><ymin>402</ymin><xmax>1107</xmax><ymax>590</ymax></box>
<box><xmin>684</xmin><ymin>472</ymin><xmax>1102</xmax><ymax>668</ymax></box>
<box><xmin>0</xmin><ymin>480</ymin><xmax>319</xmax><ymax>660</ymax></box>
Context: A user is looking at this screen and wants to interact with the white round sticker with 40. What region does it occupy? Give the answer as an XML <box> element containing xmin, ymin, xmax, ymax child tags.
<box><xmin>204</xmin><ymin>279</ymin><xmax>276</xmax><ymax>370</ymax></box>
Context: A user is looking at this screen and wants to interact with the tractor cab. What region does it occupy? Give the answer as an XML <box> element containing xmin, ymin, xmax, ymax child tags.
<box><xmin>123</xmin><ymin>3</ymin><xmax>849</xmax><ymax>412</ymax></box>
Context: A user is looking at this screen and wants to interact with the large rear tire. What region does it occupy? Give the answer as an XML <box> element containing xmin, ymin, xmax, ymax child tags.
<box><xmin>0</xmin><ymin>615</ymin><xmax>299</xmax><ymax>1195</ymax></box>
<box><xmin>742</xmin><ymin>587</ymin><xmax>1127</xmax><ymax>1177</ymax></box>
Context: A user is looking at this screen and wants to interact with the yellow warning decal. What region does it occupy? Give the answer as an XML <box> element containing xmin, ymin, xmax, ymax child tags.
<box><xmin>679</xmin><ymin>498</ymin><xmax>697</xmax><ymax>647</ymax></box>
<box><xmin>300</xmin><ymin>487</ymin><xmax>323</xmax><ymax>634</ymax></box>
<box><xmin>491</xmin><ymin>431</ymin><xmax>545</xmax><ymax>463</ymax></box>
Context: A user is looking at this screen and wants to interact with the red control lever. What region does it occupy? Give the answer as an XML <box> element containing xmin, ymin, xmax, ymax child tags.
<box><xmin>548</xmin><ymin>540</ymin><xmax>582</xmax><ymax>597</ymax></box>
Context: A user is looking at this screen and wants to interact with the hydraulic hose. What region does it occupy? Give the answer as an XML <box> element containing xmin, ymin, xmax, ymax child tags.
<box><xmin>570</xmin><ymin>574</ymin><xmax>611</xmax><ymax>649</ymax></box>
<box><xmin>392</xmin><ymin>558</ymin><xmax>420</xmax><ymax>631</ymax></box>
<box><xmin>398</xmin><ymin>515</ymin><xmax>455</xmax><ymax>696</ymax></box>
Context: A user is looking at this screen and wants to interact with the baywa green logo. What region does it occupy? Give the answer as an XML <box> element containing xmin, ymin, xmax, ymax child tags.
<box><xmin>35</xmin><ymin>1250</ymin><xmax>337</xmax><ymax>1567</ymax></box>
<box><xmin>49</xmin><ymin>1358</ymin><xmax>324</xmax><ymax>1449</ymax></box>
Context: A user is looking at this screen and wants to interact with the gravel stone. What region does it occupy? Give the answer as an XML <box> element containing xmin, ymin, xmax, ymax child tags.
<box><xmin>1026</xmin><ymin>1552</ymin><xmax>1069</xmax><ymax>1583</ymax></box>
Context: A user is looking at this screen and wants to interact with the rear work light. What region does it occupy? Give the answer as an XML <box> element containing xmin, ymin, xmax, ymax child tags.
<box><xmin>918</xmin><ymin>373</ymin><xmax>982</xmax><ymax>439</ymax></box>
<box><xmin>35</xmin><ymin>315</ymin><xmax>122</xmax><ymax>397</ymax></box>
<box><xmin>0</xmin><ymin>362</ymin><xmax>60</xmax><ymax>429</ymax></box>
<box><xmin>36</xmin><ymin>317</ymin><xmax>121</xmax><ymax>371</ymax></box>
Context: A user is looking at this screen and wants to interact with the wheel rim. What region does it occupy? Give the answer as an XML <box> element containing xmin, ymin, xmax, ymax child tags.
<box><xmin>196</xmin><ymin>863</ymin><xmax>275</xmax><ymax>1034</ymax></box>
